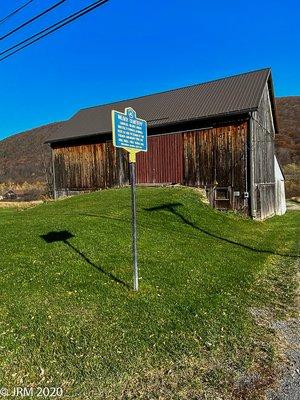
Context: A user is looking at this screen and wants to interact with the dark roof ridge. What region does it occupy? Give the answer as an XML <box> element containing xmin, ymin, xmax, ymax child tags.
<box><xmin>74</xmin><ymin>67</ymin><xmax>271</xmax><ymax>115</ymax></box>
<box><xmin>47</xmin><ymin>68</ymin><xmax>273</xmax><ymax>144</ymax></box>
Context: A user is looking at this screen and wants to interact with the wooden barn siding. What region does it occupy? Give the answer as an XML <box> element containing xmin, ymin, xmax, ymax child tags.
<box><xmin>53</xmin><ymin>143</ymin><xmax>129</xmax><ymax>191</ymax></box>
<box><xmin>252</xmin><ymin>83</ymin><xmax>276</xmax><ymax>219</ymax></box>
<box><xmin>53</xmin><ymin>133</ymin><xmax>183</xmax><ymax>191</ymax></box>
<box><xmin>53</xmin><ymin>121</ymin><xmax>248</xmax><ymax>213</ymax></box>
<box><xmin>183</xmin><ymin>122</ymin><xmax>248</xmax><ymax>212</ymax></box>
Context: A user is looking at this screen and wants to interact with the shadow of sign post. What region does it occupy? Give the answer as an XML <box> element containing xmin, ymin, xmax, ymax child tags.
<box><xmin>145</xmin><ymin>203</ymin><xmax>299</xmax><ymax>259</ymax></box>
<box><xmin>40</xmin><ymin>230</ymin><xmax>129</xmax><ymax>288</ymax></box>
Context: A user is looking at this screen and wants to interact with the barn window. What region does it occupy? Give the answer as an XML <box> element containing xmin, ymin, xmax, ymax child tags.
<box><xmin>215</xmin><ymin>187</ymin><xmax>230</xmax><ymax>200</ymax></box>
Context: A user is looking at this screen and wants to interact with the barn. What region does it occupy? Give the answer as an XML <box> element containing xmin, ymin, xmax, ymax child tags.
<box><xmin>47</xmin><ymin>68</ymin><xmax>286</xmax><ymax>220</ymax></box>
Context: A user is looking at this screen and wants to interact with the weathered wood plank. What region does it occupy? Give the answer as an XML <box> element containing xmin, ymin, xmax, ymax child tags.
<box><xmin>53</xmin><ymin>120</ymin><xmax>249</xmax><ymax>215</ymax></box>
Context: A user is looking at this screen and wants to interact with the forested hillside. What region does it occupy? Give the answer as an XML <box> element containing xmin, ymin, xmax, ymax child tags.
<box><xmin>0</xmin><ymin>122</ymin><xmax>62</xmax><ymax>184</ymax></box>
<box><xmin>275</xmin><ymin>96</ymin><xmax>300</xmax><ymax>165</ymax></box>
<box><xmin>275</xmin><ymin>97</ymin><xmax>300</xmax><ymax>196</ymax></box>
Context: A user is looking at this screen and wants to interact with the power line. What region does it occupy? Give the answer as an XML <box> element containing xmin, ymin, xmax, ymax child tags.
<box><xmin>0</xmin><ymin>0</ymin><xmax>110</xmax><ymax>62</ymax></box>
<box><xmin>0</xmin><ymin>0</ymin><xmax>67</xmax><ymax>41</ymax></box>
<box><xmin>0</xmin><ymin>0</ymin><xmax>34</xmax><ymax>26</ymax></box>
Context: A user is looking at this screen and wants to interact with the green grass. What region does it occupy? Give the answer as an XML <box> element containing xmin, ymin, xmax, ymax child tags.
<box><xmin>0</xmin><ymin>187</ymin><xmax>299</xmax><ymax>399</ymax></box>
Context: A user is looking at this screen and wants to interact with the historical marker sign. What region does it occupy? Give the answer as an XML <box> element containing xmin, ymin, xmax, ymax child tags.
<box><xmin>111</xmin><ymin>107</ymin><xmax>147</xmax><ymax>291</ymax></box>
<box><xmin>112</xmin><ymin>107</ymin><xmax>147</xmax><ymax>161</ymax></box>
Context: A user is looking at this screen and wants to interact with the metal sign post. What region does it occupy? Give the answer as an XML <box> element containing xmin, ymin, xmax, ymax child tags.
<box><xmin>111</xmin><ymin>108</ymin><xmax>147</xmax><ymax>291</ymax></box>
<box><xmin>129</xmin><ymin>151</ymin><xmax>138</xmax><ymax>290</ymax></box>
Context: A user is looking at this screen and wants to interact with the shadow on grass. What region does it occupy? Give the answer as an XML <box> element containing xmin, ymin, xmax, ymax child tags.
<box><xmin>40</xmin><ymin>231</ymin><xmax>130</xmax><ymax>289</ymax></box>
<box><xmin>145</xmin><ymin>203</ymin><xmax>299</xmax><ymax>259</ymax></box>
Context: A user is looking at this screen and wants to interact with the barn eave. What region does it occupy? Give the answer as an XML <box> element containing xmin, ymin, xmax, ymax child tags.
<box><xmin>46</xmin><ymin>107</ymin><xmax>258</xmax><ymax>147</ymax></box>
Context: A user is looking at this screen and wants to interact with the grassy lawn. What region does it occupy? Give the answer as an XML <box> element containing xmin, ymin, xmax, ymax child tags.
<box><xmin>0</xmin><ymin>187</ymin><xmax>298</xmax><ymax>399</ymax></box>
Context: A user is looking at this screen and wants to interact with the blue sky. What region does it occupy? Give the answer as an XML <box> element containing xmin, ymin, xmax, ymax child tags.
<box><xmin>0</xmin><ymin>0</ymin><xmax>299</xmax><ymax>139</ymax></box>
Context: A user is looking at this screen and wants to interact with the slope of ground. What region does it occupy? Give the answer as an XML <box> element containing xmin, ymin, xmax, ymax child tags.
<box><xmin>0</xmin><ymin>186</ymin><xmax>298</xmax><ymax>399</ymax></box>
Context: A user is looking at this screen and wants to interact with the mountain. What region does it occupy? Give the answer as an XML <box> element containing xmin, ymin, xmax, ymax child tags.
<box><xmin>275</xmin><ymin>96</ymin><xmax>300</xmax><ymax>164</ymax></box>
<box><xmin>0</xmin><ymin>122</ymin><xmax>63</xmax><ymax>184</ymax></box>
<box><xmin>275</xmin><ymin>97</ymin><xmax>300</xmax><ymax>197</ymax></box>
<box><xmin>0</xmin><ymin>97</ymin><xmax>299</xmax><ymax>195</ymax></box>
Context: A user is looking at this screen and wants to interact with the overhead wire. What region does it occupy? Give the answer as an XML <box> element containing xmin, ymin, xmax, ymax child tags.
<box><xmin>0</xmin><ymin>0</ymin><xmax>34</xmax><ymax>26</ymax></box>
<box><xmin>0</xmin><ymin>0</ymin><xmax>110</xmax><ymax>62</ymax></box>
<box><xmin>0</xmin><ymin>0</ymin><xmax>67</xmax><ymax>41</ymax></box>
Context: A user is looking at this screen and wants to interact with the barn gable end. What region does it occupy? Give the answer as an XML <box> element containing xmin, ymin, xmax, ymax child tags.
<box><xmin>250</xmin><ymin>76</ymin><xmax>277</xmax><ymax>219</ymax></box>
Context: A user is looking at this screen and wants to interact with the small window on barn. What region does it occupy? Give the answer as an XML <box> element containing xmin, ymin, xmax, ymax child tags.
<box><xmin>215</xmin><ymin>187</ymin><xmax>230</xmax><ymax>200</ymax></box>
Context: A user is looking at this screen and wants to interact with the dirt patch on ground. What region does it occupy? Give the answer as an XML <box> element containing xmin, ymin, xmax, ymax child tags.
<box><xmin>286</xmin><ymin>200</ymin><xmax>300</xmax><ymax>211</ymax></box>
<box><xmin>267</xmin><ymin>269</ymin><xmax>300</xmax><ymax>399</ymax></box>
<box><xmin>266</xmin><ymin>318</ymin><xmax>300</xmax><ymax>400</ymax></box>
<box><xmin>249</xmin><ymin>267</ymin><xmax>300</xmax><ymax>399</ymax></box>
<box><xmin>0</xmin><ymin>201</ymin><xmax>43</xmax><ymax>209</ymax></box>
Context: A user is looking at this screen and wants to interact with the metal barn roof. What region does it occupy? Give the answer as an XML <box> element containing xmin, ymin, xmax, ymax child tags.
<box><xmin>48</xmin><ymin>68</ymin><xmax>272</xmax><ymax>144</ymax></box>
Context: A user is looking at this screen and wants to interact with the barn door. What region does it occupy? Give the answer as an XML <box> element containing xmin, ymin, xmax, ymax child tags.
<box><xmin>182</xmin><ymin>123</ymin><xmax>248</xmax><ymax>213</ymax></box>
<box><xmin>214</xmin><ymin>127</ymin><xmax>233</xmax><ymax>210</ymax></box>
<box><xmin>136</xmin><ymin>133</ymin><xmax>183</xmax><ymax>184</ymax></box>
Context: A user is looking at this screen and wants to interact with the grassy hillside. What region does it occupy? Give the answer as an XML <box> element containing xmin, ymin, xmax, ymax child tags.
<box><xmin>0</xmin><ymin>187</ymin><xmax>298</xmax><ymax>399</ymax></box>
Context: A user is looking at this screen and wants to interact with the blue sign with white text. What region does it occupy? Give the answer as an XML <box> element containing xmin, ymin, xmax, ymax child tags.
<box><xmin>112</xmin><ymin>107</ymin><xmax>147</xmax><ymax>152</ymax></box>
